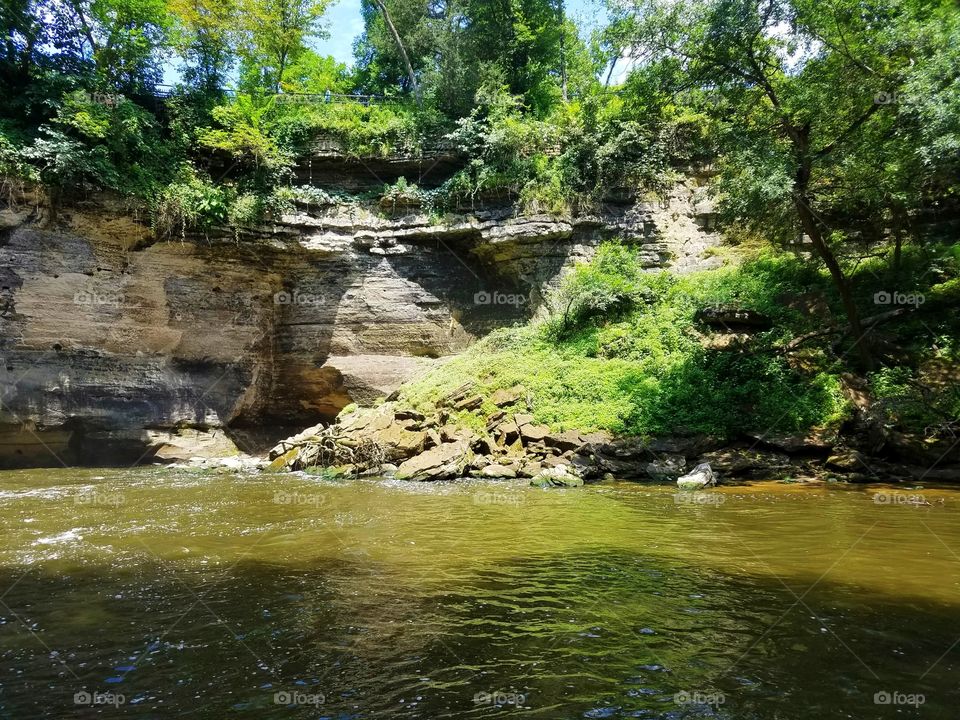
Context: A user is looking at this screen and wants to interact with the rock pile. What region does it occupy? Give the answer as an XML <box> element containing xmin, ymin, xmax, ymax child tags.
<box><xmin>267</xmin><ymin>388</ymin><xmax>612</xmax><ymax>482</ymax></box>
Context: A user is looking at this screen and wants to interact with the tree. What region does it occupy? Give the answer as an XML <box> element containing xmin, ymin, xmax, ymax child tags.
<box><xmin>370</xmin><ymin>0</ymin><xmax>421</xmax><ymax>104</ymax></box>
<box><xmin>168</xmin><ymin>0</ymin><xmax>237</xmax><ymax>92</ymax></box>
<box><xmin>62</xmin><ymin>0</ymin><xmax>170</xmax><ymax>92</ymax></box>
<box><xmin>283</xmin><ymin>49</ymin><xmax>352</xmax><ymax>94</ymax></box>
<box><xmin>237</xmin><ymin>0</ymin><xmax>333</xmax><ymax>92</ymax></box>
<box><xmin>618</xmin><ymin>0</ymin><xmax>957</xmax><ymax>370</ymax></box>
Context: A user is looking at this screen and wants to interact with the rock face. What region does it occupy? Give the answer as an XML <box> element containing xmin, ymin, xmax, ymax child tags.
<box><xmin>0</xmin><ymin>180</ymin><xmax>721</xmax><ymax>467</ymax></box>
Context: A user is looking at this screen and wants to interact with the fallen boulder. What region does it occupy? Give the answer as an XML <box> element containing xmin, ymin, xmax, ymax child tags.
<box><xmin>676</xmin><ymin>463</ymin><xmax>717</xmax><ymax>490</ymax></box>
<box><xmin>479</xmin><ymin>463</ymin><xmax>518</xmax><ymax>479</ymax></box>
<box><xmin>396</xmin><ymin>440</ymin><xmax>472</xmax><ymax>481</ymax></box>
<box><xmin>491</xmin><ymin>386</ymin><xmax>524</xmax><ymax>408</ymax></box>
<box><xmin>530</xmin><ymin>464</ymin><xmax>584</xmax><ymax>488</ymax></box>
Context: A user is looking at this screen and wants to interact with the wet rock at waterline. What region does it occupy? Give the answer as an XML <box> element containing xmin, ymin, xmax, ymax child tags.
<box><xmin>530</xmin><ymin>464</ymin><xmax>584</xmax><ymax>488</ymax></box>
<box><xmin>268</xmin><ymin>402</ymin><xmax>613</xmax><ymax>481</ymax></box>
<box><xmin>676</xmin><ymin>463</ymin><xmax>717</xmax><ymax>490</ymax></box>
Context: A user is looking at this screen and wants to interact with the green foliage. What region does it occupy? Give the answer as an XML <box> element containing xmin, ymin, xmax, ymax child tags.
<box><xmin>199</xmin><ymin>95</ymin><xmax>292</xmax><ymax>173</ymax></box>
<box><xmin>543</xmin><ymin>243</ymin><xmax>649</xmax><ymax>339</ymax></box>
<box><xmin>283</xmin><ymin>51</ymin><xmax>354</xmax><ymax>94</ymax></box>
<box><xmin>0</xmin><ymin>122</ymin><xmax>38</xmax><ymax>184</ymax></box>
<box><xmin>21</xmin><ymin>91</ymin><xmax>174</xmax><ymax>197</ymax></box>
<box><xmin>268</xmin><ymin>100</ymin><xmax>440</xmax><ymax>157</ymax></box>
<box><xmin>355</xmin><ymin>0</ymin><xmax>597</xmax><ymax>116</ymax></box>
<box><xmin>152</xmin><ymin>166</ymin><xmax>228</xmax><ymax>238</ymax></box>
<box><xmin>168</xmin><ymin>0</ymin><xmax>237</xmax><ymax>91</ymax></box>
<box><xmin>871</xmin><ymin>366</ymin><xmax>960</xmax><ymax>436</ymax></box>
<box><xmin>404</xmin><ymin>243</ymin><xmax>853</xmax><ymax>439</ymax></box>
<box><xmin>236</xmin><ymin>0</ymin><xmax>334</xmax><ymax>92</ymax></box>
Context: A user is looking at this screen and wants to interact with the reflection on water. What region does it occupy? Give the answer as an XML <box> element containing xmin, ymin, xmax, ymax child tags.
<box><xmin>1</xmin><ymin>468</ymin><xmax>959</xmax><ymax>718</ymax></box>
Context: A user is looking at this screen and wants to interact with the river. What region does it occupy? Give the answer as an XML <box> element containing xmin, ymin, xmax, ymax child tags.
<box><xmin>0</xmin><ymin>468</ymin><xmax>957</xmax><ymax>718</ymax></box>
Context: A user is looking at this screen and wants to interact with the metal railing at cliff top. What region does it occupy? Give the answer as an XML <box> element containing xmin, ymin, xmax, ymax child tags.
<box><xmin>152</xmin><ymin>85</ymin><xmax>397</xmax><ymax>107</ymax></box>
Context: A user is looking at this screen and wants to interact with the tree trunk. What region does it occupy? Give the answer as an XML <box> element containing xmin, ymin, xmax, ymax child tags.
<box><xmin>892</xmin><ymin>204</ymin><xmax>905</xmax><ymax>273</ymax></box>
<box><xmin>372</xmin><ymin>0</ymin><xmax>421</xmax><ymax>106</ymax></box>
<box><xmin>604</xmin><ymin>55</ymin><xmax>619</xmax><ymax>86</ymax></box>
<box><xmin>790</xmin><ymin>128</ymin><xmax>873</xmax><ymax>371</ymax></box>
<box><xmin>794</xmin><ymin>191</ymin><xmax>874</xmax><ymax>371</ymax></box>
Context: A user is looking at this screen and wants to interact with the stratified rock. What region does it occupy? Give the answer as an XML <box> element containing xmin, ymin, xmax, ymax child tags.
<box><xmin>368</xmin><ymin>422</ymin><xmax>427</xmax><ymax>462</ymax></box>
<box><xmin>530</xmin><ymin>464</ymin><xmax>584</xmax><ymax>488</ymax></box>
<box><xmin>513</xmin><ymin>413</ymin><xmax>535</xmax><ymax>428</ymax></box>
<box><xmin>543</xmin><ymin>430</ymin><xmax>586</xmax><ymax>453</ymax></box>
<box><xmin>0</xmin><ymin>181</ymin><xmax>710</xmax><ymax>467</ymax></box>
<box><xmin>479</xmin><ymin>463</ymin><xmax>518</xmax><ymax>479</ymax></box>
<box><xmin>396</xmin><ymin>441</ymin><xmax>472</xmax><ymax>481</ymax></box>
<box><xmin>520</xmin><ymin>423</ymin><xmax>550</xmax><ymax>444</ymax></box>
<box><xmin>676</xmin><ymin>463</ymin><xmax>717</xmax><ymax>490</ymax></box>
<box><xmin>454</xmin><ymin>394</ymin><xmax>484</xmax><ymax>411</ymax></box>
<box><xmin>394</xmin><ymin>408</ymin><xmax>426</xmax><ymax>422</ymax></box>
<box><xmin>491</xmin><ymin>386</ymin><xmax>524</xmax><ymax>408</ymax></box>
<box><xmin>485</xmin><ymin>410</ymin><xmax>507</xmax><ymax>431</ymax></box>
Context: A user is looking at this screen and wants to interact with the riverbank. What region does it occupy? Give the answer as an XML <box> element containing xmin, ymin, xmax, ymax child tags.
<box><xmin>264</xmin><ymin>396</ymin><xmax>960</xmax><ymax>486</ymax></box>
<box><xmin>263</xmin><ymin>244</ymin><xmax>960</xmax><ymax>487</ymax></box>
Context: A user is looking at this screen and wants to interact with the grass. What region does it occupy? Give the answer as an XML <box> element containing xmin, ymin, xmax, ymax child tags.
<box><xmin>401</xmin><ymin>242</ymin><xmax>959</xmax><ymax>441</ymax></box>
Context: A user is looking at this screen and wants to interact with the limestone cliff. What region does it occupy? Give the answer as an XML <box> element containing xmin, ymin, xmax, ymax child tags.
<box><xmin>0</xmin><ymin>184</ymin><xmax>719</xmax><ymax>467</ymax></box>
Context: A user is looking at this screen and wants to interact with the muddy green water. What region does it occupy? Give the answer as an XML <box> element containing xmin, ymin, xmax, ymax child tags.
<box><xmin>1</xmin><ymin>469</ymin><xmax>958</xmax><ymax>719</ymax></box>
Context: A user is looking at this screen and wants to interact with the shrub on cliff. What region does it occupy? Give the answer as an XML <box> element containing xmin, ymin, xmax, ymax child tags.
<box><xmin>152</xmin><ymin>166</ymin><xmax>228</xmax><ymax>238</ymax></box>
<box><xmin>402</xmin><ymin>246</ymin><xmax>856</xmax><ymax>438</ymax></box>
